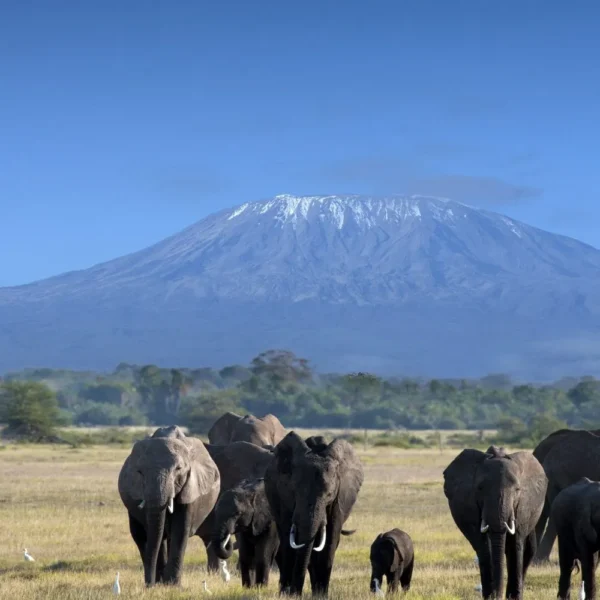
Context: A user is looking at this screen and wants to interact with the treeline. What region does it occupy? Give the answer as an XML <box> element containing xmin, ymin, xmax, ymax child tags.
<box><xmin>2</xmin><ymin>349</ymin><xmax>600</xmax><ymax>440</ymax></box>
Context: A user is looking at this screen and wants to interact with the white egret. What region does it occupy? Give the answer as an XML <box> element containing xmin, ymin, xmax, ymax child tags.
<box><xmin>113</xmin><ymin>571</ymin><xmax>121</xmax><ymax>595</ymax></box>
<box><xmin>23</xmin><ymin>549</ymin><xmax>35</xmax><ymax>562</ymax></box>
<box><xmin>219</xmin><ymin>560</ymin><xmax>231</xmax><ymax>583</ymax></box>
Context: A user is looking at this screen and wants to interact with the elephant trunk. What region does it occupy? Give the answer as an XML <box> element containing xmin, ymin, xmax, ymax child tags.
<box><xmin>291</xmin><ymin>504</ymin><xmax>326</xmax><ymax>549</ymax></box>
<box><xmin>490</xmin><ymin>530</ymin><xmax>506</xmax><ymax>599</ymax></box>
<box><xmin>145</xmin><ymin>507</ymin><xmax>166</xmax><ymax>586</ymax></box>
<box><xmin>144</xmin><ymin>473</ymin><xmax>176</xmax><ymax>513</ymax></box>
<box><xmin>213</xmin><ymin>519</ymin><xmax>236</xmax><ymax>560</ymax></box>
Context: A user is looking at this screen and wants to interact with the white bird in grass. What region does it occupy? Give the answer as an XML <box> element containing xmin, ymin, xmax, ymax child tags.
<box><xmin>475</xmin><ymin>583</ymin><xmax>482</xmax><ymax>594</ymax></box>
<box><xmin>580</xmin><ymin>580</ymin><xmax>586</xmax><ymax>600</ymax></box>
<box><xmin>372</xmin><ymin>578</ymin><xmax>384</xmax><ymax>597</ymax></box>
<box><xmin>219</xmin><ymin>560</ymin><xmax>231</xmax><ymax>583</ymax></box>
<box><xmin>23</xmin><ymin>549</ymin><xmax>35</xmax><ymax>562</ymax></box>
<box><xmin>113</xmin><ymin>571</ymin><xmax>121</xmax><ymax>595</ymax></box>
<box><xmin>474</xmin><ymin>555</ymin><xmax>479</xmax><ymax>566</ymax></box>
<box><xmin>203</xmin><ymin>580</ymin><xmax>212</xmax><ymax>595</ymax></box>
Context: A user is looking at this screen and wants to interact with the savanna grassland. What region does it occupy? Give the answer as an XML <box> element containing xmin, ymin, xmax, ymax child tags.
<box><xmin>0</xmin><ymin>443</ymin><xmax>571</xmax><ymax>600</ymax></box>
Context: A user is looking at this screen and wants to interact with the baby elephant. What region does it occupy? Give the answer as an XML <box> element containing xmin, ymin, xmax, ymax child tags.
<box><xmin>552</xmin><ymin>477</ymin><xmax>600</xmax><ymax>600</ymax></box>
<box><xmin>370</xmin><ymin>528</ymin><xmax>414</xmax><ymax>594</ymax></box>
<box><xmin>211</xmin><ymin>478</ymin><xmax>279</xmax><ymax>587</ymax></box>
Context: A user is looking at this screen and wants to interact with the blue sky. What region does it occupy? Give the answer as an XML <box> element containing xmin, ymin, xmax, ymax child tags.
<box><xmin>1</xmin><ymin>0</ymin><xmax>599</xmax><ymax>286</ymax></box>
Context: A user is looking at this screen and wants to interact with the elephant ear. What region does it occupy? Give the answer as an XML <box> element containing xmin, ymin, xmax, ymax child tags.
<box><xmin>443</xmin><ymin>449</ymin><xmax>488</xmax><ymax>500</ymax></box>
<box><xmin>179</xmin><ymin>438</ymin><xmax>221</xmax><ymax>505</ymax></box>
<box><xmin>384</xmin><ymin>535</ymin><xmax>402</xmax><ymax>573</ymax></box>
<box><xmin>274</xmin><ymin>431</ymin><xmax>309</xmax><ymax>474</ymax></box>
<box><xmin>118</xmin><ymin>446</ymin><xmax>145</xmax><ymax>503</ymax></box>
<box><xmin>251</xmin><ymin>480</ymin><xmax>272</xmax><ymax>536</ymax></box>
<box><xmin>327</xmin><ymin>439</ymin><xmax>364</xmax><ymax>521</ymax></box>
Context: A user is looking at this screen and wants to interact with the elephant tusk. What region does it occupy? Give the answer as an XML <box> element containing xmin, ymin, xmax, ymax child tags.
<box><xmin>289</xmin><ymin>524</ymin><xmax>306</xmax><ymax>549</ymax></box>
<box><xmin>313</xmin><ymin>524</ymin><xmax>327</xmax><ymax>552</ymax></box>
<box><xmin>167</xmin><ymin>497</ymin><xmax>174</xmax><ymax>514</ymax></box>
<box><xmin>480</xmin><ymin>520</ymin><xmax>489</xmax><ymax>533</ymax></box>
<box><xmin>138</xmin><ymin>500</ymin><xmax>145</xmax><ymax>509</ymax></box>
<box><xmin>505</xmin><ymin>520</ymin><xmax>516</xmax><ymax>535</ymax></box>
<box><xmin>221</xmin><ymin>533</ymin><xmax>231</xmax><ymax>549</ymax></box>
<box><xmin>206</xmin><ymin>541</ymin><xmax>212</xmax><ymax>549</ymax></box>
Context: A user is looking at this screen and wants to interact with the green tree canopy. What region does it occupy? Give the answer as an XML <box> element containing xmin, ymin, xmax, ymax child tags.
<box><xmin>0</xmin><ymin>381</ymin><xmax>69</xmax><ymax>441</ymax></box>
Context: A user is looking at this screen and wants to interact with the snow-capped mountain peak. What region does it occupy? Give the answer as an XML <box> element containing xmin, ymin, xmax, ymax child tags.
<box><xmin>225</xmin><ymin>193</ymin><xmax>462</xmax><ymax>230</ymax></box>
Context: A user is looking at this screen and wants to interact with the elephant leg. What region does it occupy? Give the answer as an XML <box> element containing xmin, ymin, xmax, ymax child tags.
<box><xmin>239</xmin><ymin>557</ymin><xmax>251</xmax><ymax>587</ymax></box>
<box><xmin>505</xmin><ymin>534</ymin><xmax>525</xmax><ymax>600</ymax></box>
<box><xmin>475</xmin><ymin>533</ymin><xmax>493</xmax><ymax>599</ymax></box>
<box><xmin>387</xmin><ymin>571</ymin><xmax>399</xmax><ymax>594</ymax></box>
<box><xmin>522</xmin><ymin>531</ymin><xmax>536</xmax><ymax>579</ymax></box>
<box><xmin>400</xmin><ymin>558</ymin><xmax>414</xmax><ymax>592</ymax></box>
<box><xmin>276</xmin><ymin>524</ymin><xmax>295</xmax><ymax>594</ymax></box>
<box><xmin>308</xmin><ymin>523</ymin><xmax>341</xmax><ymax>597</ymax></box>
<box><xmin>582</xmin><ymin>549</ymin><xmax>598</xmax><ymax>600</ymax></box>
<box><xmin>557</xmin><ymin>534</ymin><xmax>574</xmax><ymax>600</ymax></box>
<box><xmin>156</xmin><ymin>539</ymin><xmax>168</xmax><ymax>583</ymax></box>
<box><xmin>536</xmin><ymin>487</ymin><xmax>560</xmax><ymax>562</ymax></box>
<box><xmin>128</xmin><ymin>512</ymin><xmax>147</xmax><ymax>564</ymax></box>
<box><xmin>163</xmin><ymin>508</ymin><xmax>191</xmax><ymax>585</ymax></box>
<box><xmin>532</xmin><ymin>496</ymin><xmax>550</xmax><ymax>561</ymax></box>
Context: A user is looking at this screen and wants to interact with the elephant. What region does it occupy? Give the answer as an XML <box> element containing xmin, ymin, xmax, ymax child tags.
<box><xmin>117</xmin><ymin>426</ymin><xmax>220</xmax><ymax>586</ymax></box>
<box><xmin>264</xmin><ymin>431</ymin><xmax>364</xmax><ymax>597</ymax></box>
<box><xmin>533</xmin><ymin>428</ymin><xmax>600</xmax><ymax>563</ymax></box>
<box><xmin>199</xmin><ymin>440</ymin><xmax>275</xmax><ymax>571</ymax></box>
<box><xmin>208</xmin><ymin>411</ymin><xmax>286</xmax><ymax>447</ymax></box>
<box><xmin>551</xmin><ymin>477</ymin><xmax>600</xmax><ymax>600</ymax></box>
<box><xmin>443</xmin><ymin>445</ymin><xmax>547</xmax><ymax>599</ymax></box>
<box><xmin>369</xmin><ymin>528</ymin><xmax>414</xmax><ymax>594</ymax></box>
<box><xmin>211</xmin><ymin>477</ymin><xmax>280</xmax><ymax>587</ymax></box>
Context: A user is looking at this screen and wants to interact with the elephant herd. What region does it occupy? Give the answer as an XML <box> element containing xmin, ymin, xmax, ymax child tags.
<box><xmin>117</xmin><ymin>413</ymin><xmax>365</xmax><ymax>596</ymax></box>
<box><xmin>117</xmin><ymin>415</ymin><xmax>600</xmax><ymax>599</ymax></box>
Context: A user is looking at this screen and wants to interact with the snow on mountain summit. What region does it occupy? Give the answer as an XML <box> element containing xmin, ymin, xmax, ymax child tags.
<box><xmin>225</xmin><ymin>194</ymin><xmax>459</xmax><ymax>230</ymax></box>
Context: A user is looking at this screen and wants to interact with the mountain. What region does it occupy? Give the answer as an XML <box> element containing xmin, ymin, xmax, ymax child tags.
<box><xmin>2</xmin><ymin>194</ymin><xmax>600</xmax><ymax>379</ymax></box>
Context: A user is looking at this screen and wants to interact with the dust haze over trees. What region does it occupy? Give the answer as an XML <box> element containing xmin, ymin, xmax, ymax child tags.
<box><xmin>2</xmin><ymin>348</ymin><xmax>600</xmax><ymax>444</ymax></box>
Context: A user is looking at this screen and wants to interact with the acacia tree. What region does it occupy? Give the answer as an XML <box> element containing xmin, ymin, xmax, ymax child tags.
<box><xmin>0</xmin><ymin>381</ymin><xmax>68</xmax><ymax>441</ymax></box>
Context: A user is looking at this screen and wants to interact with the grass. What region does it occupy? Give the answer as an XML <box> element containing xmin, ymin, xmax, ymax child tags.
<box><xmin>0</xmin><ymin>442</ymin><xmax>571</xmax><ymax>599</ymax></box>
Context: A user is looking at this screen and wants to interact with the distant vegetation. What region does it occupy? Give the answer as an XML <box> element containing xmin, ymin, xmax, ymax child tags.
<box><xmin>1</xmin><ymin>348</ymin><xmax>599</xmax><ymax>447</ymax></box>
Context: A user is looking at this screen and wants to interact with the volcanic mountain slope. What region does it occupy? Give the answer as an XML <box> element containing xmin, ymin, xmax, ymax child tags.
<box><xmin>2</xmin><ymin>194</ymin><xmax>600</xmax><ymax>378</ymax></box>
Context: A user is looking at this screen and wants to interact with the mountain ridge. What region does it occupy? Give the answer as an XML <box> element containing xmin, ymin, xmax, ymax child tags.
<box><xmin>2</xmin><ymin>193</ymin><xmax>600</xmax><ymax>378</ymax></box>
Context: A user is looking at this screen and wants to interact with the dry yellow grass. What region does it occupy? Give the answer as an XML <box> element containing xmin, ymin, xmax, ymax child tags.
<box><xmin>0</xmin><ymin>443</ymin><xmax>572</xmax><ymax>599</ymax></box>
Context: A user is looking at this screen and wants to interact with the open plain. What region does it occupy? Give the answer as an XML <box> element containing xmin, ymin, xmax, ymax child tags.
<box><xmin>0</xmin><ymin>442</ymin><xmax>571</xmax><ymax>599</ymax></box>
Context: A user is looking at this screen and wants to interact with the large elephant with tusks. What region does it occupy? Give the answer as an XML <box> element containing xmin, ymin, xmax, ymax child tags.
<box><xmin>264</xmin><ymin>432</ymin><xmax>363</xmax><ymax>597</ymax></box>
<box><xmin>443</xmin><ymin>445</ymin><xmax>547</xmax><ymax>600</ymax></box>
<box><xmin>118</xmin><ymin>427</ymin><xmax>220</xmax><ymax>586</ymax></box>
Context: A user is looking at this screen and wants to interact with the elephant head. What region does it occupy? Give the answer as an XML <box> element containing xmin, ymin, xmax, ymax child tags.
<box><xmin>370</xmin><ymin>533</ymin><xmax>400</xmax><ymax>590</ymax></box>
<box><xmin>208</xmin><ymin>412</ymin><xmax>241</xmax><ymax>445</ymax></box>
<box><xmin>277</xmin><ymin>432</ymin><xmax>363</xmax><ymax>552</ymax></box>
<box><xmin>118</xmin><ymin>431</ymin><xmax>220</xmax><ymax>584</ymax></box>
<box><xmin>211</xmin><ymin>478</ymin><xmax>272</xmax><ymax>560</ymax></box>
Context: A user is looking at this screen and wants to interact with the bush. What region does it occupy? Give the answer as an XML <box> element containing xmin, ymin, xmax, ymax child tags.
<box><xmin>0</xmin><ymin>381</ymin><xmax>69</xmax><ymax>442</ymax></box>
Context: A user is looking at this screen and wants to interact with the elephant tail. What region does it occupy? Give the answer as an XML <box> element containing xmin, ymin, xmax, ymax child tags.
<box><xmin>341</xmin><ymin>529</ymin><xmax>356</xmax><ymax>536</ymax></box>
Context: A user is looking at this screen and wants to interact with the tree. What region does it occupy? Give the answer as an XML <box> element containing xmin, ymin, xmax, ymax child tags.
<box><xmin>340</xmin><ymin>372</ymin><xmax>381</xmax><ymax>411</ymax></box>
<box><xmin>248</xmin><ymin>350</ymin><xmax>313</xmax><ymax>392</ymax></box>
<box><xmin>0</xmin><ymin>381</ymin><xmax>68</xmax><ymax>441</ymax></box>
<box><xmin>180</xmin><ymin>389</ymin><xmax>243</xmax><ymax>435</ymax></box>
